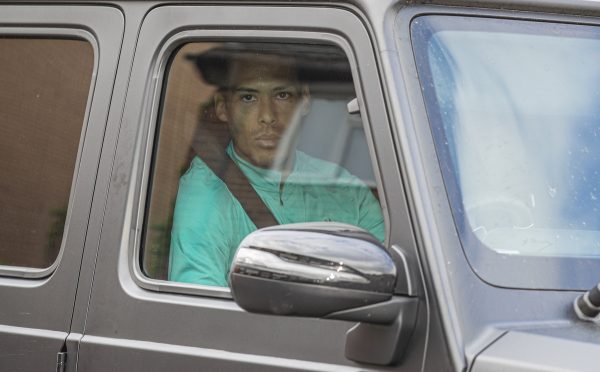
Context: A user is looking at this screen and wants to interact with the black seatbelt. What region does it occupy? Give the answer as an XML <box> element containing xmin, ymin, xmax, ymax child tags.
<box><xmin>189</xmin><ymin>109</ymin><xmax>279</xmax><ymax>229</ymax></box>
<box><xmin>201</xmin><ymin>152</ymin><xmax>279</xmax><ymax>229</ymax></box>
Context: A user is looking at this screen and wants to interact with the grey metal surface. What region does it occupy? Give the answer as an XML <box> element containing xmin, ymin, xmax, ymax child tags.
<box><xmin>77</xmin><ymin>335</ymin><xmax>373</xmax><ymax>372</ymax></box>
<box><xmin>0</xmin><ymin>326</ymin><xmax>66</xmax><ymax>371</ymax></box>
<box><xmin>0</xmin><ymin>5</ymin><xmax>123</xmax><ymax>371</ymax></box>
<box><xmin>472</xmin><ymin>328</ymin><xmax>600</xmax><ymax>372</ymax></box>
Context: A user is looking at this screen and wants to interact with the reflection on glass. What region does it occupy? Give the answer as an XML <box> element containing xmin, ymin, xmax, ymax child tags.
<box><xmin>144</xmin><ymin>42</ymin><xmax>385</xmax><ymax>287</ymax></box>
<box><xmin>0</xmin><ymin>38</ymin><xmax>93</xmax><ymax>270</ymax></box>
<box><xmin>414</xmin><ymin>16</ymin><xmax>600</xmax><ymax>258</ymax></box>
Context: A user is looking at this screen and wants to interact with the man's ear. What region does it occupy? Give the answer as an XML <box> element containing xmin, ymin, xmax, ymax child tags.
<box><xmin>300</xmin><ymin>85</ymin><xmax>311</xmax><ymax>116</ymax></box>
<box><xmin>215</xmin><ymin>92</ymin><xmax>228</xmax><ymax>122</ymax></box>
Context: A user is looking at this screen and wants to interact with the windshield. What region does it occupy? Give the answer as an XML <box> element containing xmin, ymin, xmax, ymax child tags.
<box><xmin>411</xmin><ymin>15</ymin><xmax>600</xmax><ymax>289</ymax></box>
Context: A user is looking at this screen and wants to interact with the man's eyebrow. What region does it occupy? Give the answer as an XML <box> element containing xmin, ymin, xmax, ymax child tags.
<box><xmin>233</xmin><ymin>87</ymin><xmax>259</xmax><ymax>93</ymax></box>
<box><xmin>232</xmin><ymin>85</ymin><xmax>298</xmax><ymax>93</ymax></box>
<box><xmin>273</xmin><ymin>85</ymin><xmax>297</xmax><ymax>91</ymax></box>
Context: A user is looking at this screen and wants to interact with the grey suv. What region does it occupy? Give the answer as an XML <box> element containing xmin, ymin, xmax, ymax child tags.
<box><xmin>1</xmin><ymin>0</ymin><xmax>599</xmax><ymax>371</ymax></box>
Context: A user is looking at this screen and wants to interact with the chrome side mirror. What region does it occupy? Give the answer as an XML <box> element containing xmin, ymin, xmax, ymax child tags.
<box><xmin>229</xmin><ymin>222</ymin><xmax>397</xmax><ymax>323</ymax></box>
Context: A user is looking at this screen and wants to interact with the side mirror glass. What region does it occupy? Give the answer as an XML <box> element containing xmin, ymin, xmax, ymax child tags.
<box><xmin>229</xmin><ymin>222</ymin><xmax>397</xmax><ymax>322</ymax></box>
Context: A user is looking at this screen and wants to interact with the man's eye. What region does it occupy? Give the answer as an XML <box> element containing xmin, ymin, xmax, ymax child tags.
<box><xmin>240</xmin><ymin>94</ymin><xmax>256</xmax><ymax>103</ymax></box>
<box><xmin>276</xmin><ymin>92</ymin><xmax>292</xmax><ymax>100</ymax></box>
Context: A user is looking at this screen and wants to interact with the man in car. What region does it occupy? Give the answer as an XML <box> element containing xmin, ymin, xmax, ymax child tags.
<box><xmin>169</xmin><ymin>46</ymin><xmax>384</xmax><ymax>287</ymax></box>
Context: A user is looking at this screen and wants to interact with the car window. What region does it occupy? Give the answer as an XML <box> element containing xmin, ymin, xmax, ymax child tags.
<box><xmin>0</xmin><ymin>38</ymin><xmax>93</xmax><ymax>271</ymax></box>
<box><xmin>142</xmin><ymin>42</ymin><xmax>385</xmax><ymax>287</ymax></box>
<box><xmin>412</xmin><ymin>15</ymin><xmax>600</xmax><ymax>288</ymax></box>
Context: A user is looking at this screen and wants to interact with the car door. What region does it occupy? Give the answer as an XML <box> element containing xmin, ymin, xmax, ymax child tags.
<box><xmin>0</xmin><ymin>4</ymin><xmax>123</xmax><ymax>371</ymax></box>
<box><xmin>77</xmin><ymin>4</ymin><xmax>431</xmax><ymax>371</ymax></box>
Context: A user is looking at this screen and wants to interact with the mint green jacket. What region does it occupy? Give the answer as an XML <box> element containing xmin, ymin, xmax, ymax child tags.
<box><xmin>169</xmin><ymin>144</ymin><xmax>384</xmax><ymax>287</ymax></box>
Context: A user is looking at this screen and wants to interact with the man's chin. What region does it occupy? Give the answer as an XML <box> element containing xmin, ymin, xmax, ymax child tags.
<box><xmin>249</xmin><ymin>154</ymin><xmax>276</xmax><ymax>169</ymax></box>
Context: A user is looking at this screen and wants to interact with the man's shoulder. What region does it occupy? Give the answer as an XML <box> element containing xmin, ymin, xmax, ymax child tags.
<box><xmin>181</xmin><ymin>156</ymin><xmax>217</xmax><ymax>180</ymax></box>
<box><xmin>179</xmin><ymin>156</ymin><xmax>230</xmax><ymax>195</ymax></box>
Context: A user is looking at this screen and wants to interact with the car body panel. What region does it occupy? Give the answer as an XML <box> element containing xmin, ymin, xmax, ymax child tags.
<box><xmin>0</xmin><ymin>5</ymin><xmax>124</xmax><ymax>371</ymax></box>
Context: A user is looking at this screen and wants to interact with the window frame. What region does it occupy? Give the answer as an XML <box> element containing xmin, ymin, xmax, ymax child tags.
<box><xmin>0</xmin><ymin>28</ymin><xmax>98</xmax><ymax>279</ymax></box>
<box><xmin>131</xmin><ymin>30</ymin><xmax>391</xmax><ymax>299</ymax></box>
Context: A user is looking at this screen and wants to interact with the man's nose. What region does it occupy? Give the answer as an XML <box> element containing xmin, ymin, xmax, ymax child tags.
<box><xmin>258</xmin><ymin>97</ymin><xmax>276</xmax><ymax>126</ymax></box>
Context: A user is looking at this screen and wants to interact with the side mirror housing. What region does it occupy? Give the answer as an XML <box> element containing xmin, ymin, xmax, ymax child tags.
<box><xmin>229</xmin><ymin>222</ymin><xmax>398</xmax><ymax>323</ymax></box>
<box><xmin>230</xmin><ymin>222</ymin><xmax>420</xmax><ymax>365</ymax></box>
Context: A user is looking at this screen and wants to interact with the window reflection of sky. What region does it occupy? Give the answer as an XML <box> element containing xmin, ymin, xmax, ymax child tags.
<box><xmin>429</xmin><ymin>26</ymin><xmax>600</xmax><ymax>258</ymax></box>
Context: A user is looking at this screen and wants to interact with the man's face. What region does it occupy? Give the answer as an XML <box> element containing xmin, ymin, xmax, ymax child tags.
<box><xmin>215</xmin><ymin>54</ymin><xmax>308</xmax><ymax>168</ymax></box>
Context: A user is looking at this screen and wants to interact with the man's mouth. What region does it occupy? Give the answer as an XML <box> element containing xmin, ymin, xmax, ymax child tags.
<box><xmin>255</xmin><ymin>135</ymin><xmax>280</xmax><ymax>149</ymax></box>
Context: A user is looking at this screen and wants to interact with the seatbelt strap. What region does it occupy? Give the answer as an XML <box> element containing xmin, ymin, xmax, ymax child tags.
<box><xmin>203</xmin><ymin>153</ymin><xmax>279</xmax><ymax>229</ymax></box>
